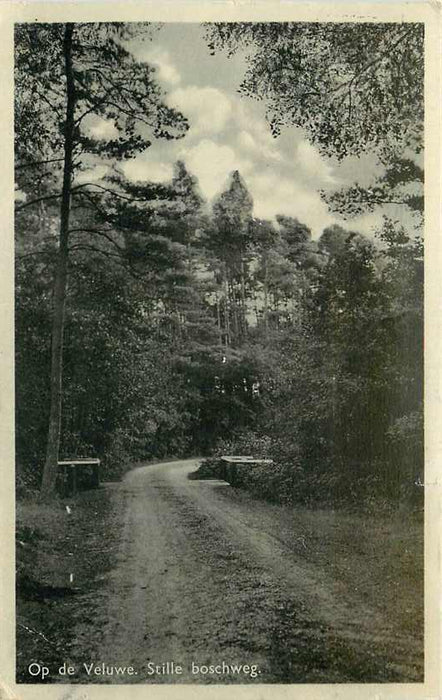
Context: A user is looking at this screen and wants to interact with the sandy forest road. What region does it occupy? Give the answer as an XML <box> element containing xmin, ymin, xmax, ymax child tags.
<box><xmin>79</xmin><ymin>458</ymin><xmax>421</xmax><ymax>684</ymax></box>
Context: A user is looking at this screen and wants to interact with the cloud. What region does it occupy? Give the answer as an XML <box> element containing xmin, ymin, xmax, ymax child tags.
<box><xmin>248</xmin><ymin>169</ymin><xmax>382</xmax><ymax>239</ymax></box>
<box><xmin>141</xmin><ymin>46</ymin><xmax>181</xmax><ymax>86</ymax></box>
<box><xmin>347</xmin><ymin>210</ymin><xmax>385</xmax><ymax>236</ymax></box>
<box><xmin>235</xmin><ymin>102</ymin><xmax>273</xmax><ymax>140</ymax></box>
<box><xmin>295</xmin><ymin>141</ymin><xmax>336</xmax><ymax>185</ymax></box>
<box><xmin>179</xmin><ymin>139</ymin><xmax>252</xmax><ymax>200</ymax></box>
<box><xmin>237</xmin><ymin>130</ymin><xmax>282</xmax><ymax>164</ymax></box>
<box><xmin>167</xmin><ymin>86</ymin><xmax>232</xmax><ymax>137</ymax></box>
<box><xmin>111</xmin><ymin>71</ymin><xmax>380</xmax><ymax>239</ymax></box>
<box><xmin>247</xmin><ymin>171</ymin><xmax>336</xmax><ymax>237</ymax></box>
<box><xmin>122</xmin><ymin>158</ymin><xmax>174</xmax><ymax>184</ymax></box>
<box><xmin>74</xmin><ymin>164</ymin><xmax>110</xmax><ymax>185</ymax></box>
<box><xmin>237</xmin><ymin>131</ymin><xmax>257</xmax><ymax>152</ymax></box>
<box><xmin>82</xmin><ymin>115</ymin><xmax>119</xmax><ymax>141</ymax></box>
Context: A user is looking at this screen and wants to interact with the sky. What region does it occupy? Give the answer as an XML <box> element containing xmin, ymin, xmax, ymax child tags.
<box><xmin>81</xmin><ymin>23</ymin><xmax>413</xmax><ymax>241</ymax></box>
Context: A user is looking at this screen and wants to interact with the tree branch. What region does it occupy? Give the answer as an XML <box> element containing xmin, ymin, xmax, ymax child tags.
<box><xmin>69</xmin><ymin>243</ymin><xmax>121</xmax><ymax>259</ymax></box>
<box><xmin>68</xmin><ymin>226</ymin><xmax>125</xmax><ymax>253</ymax></box>
<box><xmin>16</xmin><ymin>249</ymin><xmax>55</xmax><ymax>261</ymax></box>
<box><xmin>15</xmin><ymin>192</ymin><xmax>63</xmax><ymax>212</ymax></box>
<box><xmin>69</xmin><ymin>243</ymin><xmax>142</xmax><ymax>279</ymax></box>
<box><xmin>72</xmin><ymin>182</ymin><xmax>158</xmax><ymax>203</ymax></box>
<box><xmin>328</xmin><ymin>25</ymin><xmax>417</xmax><ymax>103</ymax></box>
<box><xmin>16</xmin><ymin>157</ymin><xmax>64</xmax><ymax>171</ymax></box>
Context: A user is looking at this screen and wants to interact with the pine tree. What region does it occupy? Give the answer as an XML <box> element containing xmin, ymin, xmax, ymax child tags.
<box><xmin>208</xmin><ymin>171</ymin><xmax>254</xmax><ymax>346</ymax></box>
<box><xmin>15</xmin><ymin>23</ymin><xmax>188</xmax><ymax>495</ymax></box>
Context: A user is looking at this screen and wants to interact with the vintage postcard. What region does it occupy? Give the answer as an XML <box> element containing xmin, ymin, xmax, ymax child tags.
<box><xmin>0</xmin><ymin>1</ymin><xmax>440</xmax><ymax>699</ymax></box>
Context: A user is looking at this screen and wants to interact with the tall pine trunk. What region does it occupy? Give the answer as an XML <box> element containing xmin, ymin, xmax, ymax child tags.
<box><xmin>216</xmin><ymin>293</ymin><xmax>223</xmax><ymax>346</ymax></box>
<box><xmin>223</xmin><ymin>263</ymin><xmax>230</xmax><ymax>346</ymax></box>
<box><xmin>263</xmin><ymin>254</ymin><xmax>269</xmax><ymax>339</ymax></box>
<box><xmin>240</xmin><ymin>258</ymin><xmax>247</xmax><ymax>342</ymax></box>
<box><xmin>40</xmin><ymin>24</ymin><xmax>76</xmax><ymax>496</ymax></box>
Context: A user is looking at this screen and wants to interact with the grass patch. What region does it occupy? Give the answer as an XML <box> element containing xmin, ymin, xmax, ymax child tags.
<box><xmin>16</xmin><ymin>485</ymin><xmax>121</xmax><ymax>683</ymax></box>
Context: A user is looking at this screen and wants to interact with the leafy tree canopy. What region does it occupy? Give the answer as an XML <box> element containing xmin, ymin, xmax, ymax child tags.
<box><xmin>205</xmin><ymin>22</ymin><xmax>424</xmax><ymax>161</ymax></box>
<box><xmin>15</xmin><ymin>22</ymin><xmax>188</xmax><ymax>187</ymax></box>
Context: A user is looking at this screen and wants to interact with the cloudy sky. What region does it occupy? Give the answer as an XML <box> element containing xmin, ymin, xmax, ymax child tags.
<box><xmin>82</xmin><ymin>23</ymin><xmax>411</xmax><ymax>240</ymax></box>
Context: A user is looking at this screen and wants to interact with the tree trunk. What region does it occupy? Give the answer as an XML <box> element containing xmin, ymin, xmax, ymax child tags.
<box><xmin>223</xmin><ymin>263</ymin><xmax>230</xmax><ymax>346</ymax></box>
<box><xmin>216</xmin><ymin>293</ymin><xmax>223</xmax><ymax>346</ymax></box>
<box><xmin>40</xmin><ymin>24</ymin><xmax>76</xmax><ymax>497</ymax></box>
<box><xmin>228</xmin><ymin>271</ymin><xmax>239</xmax><ymax>342</ymax></box>
<box><xmin>263</xmin><ymin>254</ymin><xmax>269</xmax><ymax>339</ymax></box>
<box><xmin>240</xmin><ymin>258</ymin><xmax>247</xmax><ymax>342</ymax></box>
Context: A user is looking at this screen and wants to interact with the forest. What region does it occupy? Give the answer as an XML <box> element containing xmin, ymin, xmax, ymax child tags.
<box><xmin>15</xmin><ymin>21</ymin><xmax>424</xmax><ymax>509</ymax></box>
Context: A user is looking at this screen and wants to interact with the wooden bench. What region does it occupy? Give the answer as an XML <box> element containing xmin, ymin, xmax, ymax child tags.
<box><xmin>220</xmin><ymin>455</ymin><xmax>273</xmax><ymax>486</ymax></box>
<box><xmin>58</xmin><ymin>458</ymin><xmax>101</xmax><ymax>496</ymax></box>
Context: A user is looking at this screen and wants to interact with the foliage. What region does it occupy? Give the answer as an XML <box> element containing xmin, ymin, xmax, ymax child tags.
<box><xmin>15</xmin><ymin>153</ymin><xmax>212</xmax><ymax>483</ymax></box>
<box><xmin>205</xmin><ymin>22</ymin><xmax>423</xmax><ymax>160</ymax></box>
<box><xmin>15</xmin><ymin>23</ymin><xmax>424</xmax><ymax>510</ymax></box>
<box><xmin>15</xmin><ymin>23</ymin><xmax>188</xmax><ymax>166</ymax></box>
<box><xmin>204</xmin><ymin>22</ymin><xmax>424</xmax><ymax>234</ymax></box>
<box><xmin>15</xmin><ymin>22</ymin><xmax>189</xmax><ymax>494</ymax></box>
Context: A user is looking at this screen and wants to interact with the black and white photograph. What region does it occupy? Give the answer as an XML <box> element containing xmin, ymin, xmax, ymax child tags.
<box><xmin>2</xmin><ymin>2</ymin><xmax>440</xmax><ymax>697</ymax></box>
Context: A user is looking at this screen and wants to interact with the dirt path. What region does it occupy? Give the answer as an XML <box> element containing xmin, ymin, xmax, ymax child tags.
<box><xmin>67</xmin><ymin>459</ymin><xmax>422</xmax><ymax>684</ymax></box>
